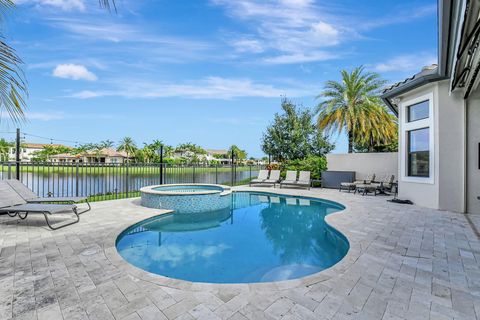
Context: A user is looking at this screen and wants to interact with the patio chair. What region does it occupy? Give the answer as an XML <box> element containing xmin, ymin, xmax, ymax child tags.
<box><xmin>295</xmin><ymin>171</ymin><xmax>311</xmax><ymax>190</ymax></box>
<box><xmin>249</xmin><ymin>170</ymin><xmax>269</xmax><ymax>186</ymax></box>
<box><xmin>279</xmin><ymin>171</ymin><xmax>297</xmax><ymax>188</ymax></box>
<box><xmin>0</xmin><ymin>181</ymin><xmax>79</xmax><ymax>230</ymax></box>
<box><xmin>339</xmin><ymin>173</ymin><xmax>376</xmax><ymax>193</ymax></box>
<box><xmin>262</xmin><ymin>170</ymin><xmax>281</xmax><ymax>187</ymax></box>
<box><xmin>373</xmin><ymin>175</ymin><xmax>395</xmax><ymax>195</ymax></box>
<box><xmin>5</xmin><ymin>179</ymin><xmax>90</xmax><ymax>213</ymax></box>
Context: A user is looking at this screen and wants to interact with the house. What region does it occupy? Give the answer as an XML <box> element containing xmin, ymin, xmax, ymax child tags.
<box><xmin>8</xmin><ymin>143</ymin><xmax>67</xmax><ymax>162</ymax></box>
<box><xmin>50</xmin><ymin>148</ymin><xmax>129</xmax><ymax>164</ymax></box>
<box><xmin>381</xmin><ymin>0</ymin><xmax>480</xmax><ymax>214</ymax></box>
<box><xmin>205</xmin><ymin>149</ymin><xmax>231</xmax><ymax>165</ymax></box>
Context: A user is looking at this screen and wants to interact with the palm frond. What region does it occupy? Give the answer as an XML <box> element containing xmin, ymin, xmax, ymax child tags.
<box><xmin>0</xmin><ymin>39</ymin><xmax>27</xmax><ymax>123</ymax></box>
<box><xmin>99</xmin><ymin>0</ymin><xmax>117</xmax><ymax>12</ymax></box>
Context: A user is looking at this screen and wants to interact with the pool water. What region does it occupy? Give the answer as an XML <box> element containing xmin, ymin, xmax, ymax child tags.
<box><xmin>116</xmin><ymin>192</ymin><xmax>349</xmax><ymax>283</ymax></box>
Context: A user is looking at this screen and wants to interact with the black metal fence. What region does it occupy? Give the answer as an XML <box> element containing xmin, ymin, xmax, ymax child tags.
<box><xmin>0</xmin><ymin>162</ymin><xmax>262</xmax><ymax>202</ymax></box>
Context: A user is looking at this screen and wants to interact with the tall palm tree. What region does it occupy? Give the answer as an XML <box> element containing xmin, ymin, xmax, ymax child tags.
<box><xmin>0</xmin><ymin>0</ymin><xmax>116</xmax><ymax>123</ymax></box>
<box><xmin>117</xmin><ymin>137</ymin><xmax>136</xmax><ymax>163</ymax></box>
<box><xmin>316</xmin><ymin>66</ymin><xmax>393</xmax><ymax>153</ymax></box>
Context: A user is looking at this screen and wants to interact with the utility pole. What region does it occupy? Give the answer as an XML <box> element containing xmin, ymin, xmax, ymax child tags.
<box><xmin>15</xmin><ymin>128</ymin><xmax>20</xmax><ymax>180</ymax></box>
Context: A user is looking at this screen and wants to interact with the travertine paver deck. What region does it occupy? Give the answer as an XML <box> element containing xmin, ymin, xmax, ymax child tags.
<box><xmin>0</xmin><ymin>187</ymin><xmax>479</xmax><ymax>320</ymax></box>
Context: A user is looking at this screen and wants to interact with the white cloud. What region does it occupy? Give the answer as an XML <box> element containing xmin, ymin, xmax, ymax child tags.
<box><xmin>25</xmin><ymin>112</ymin><xmax>64</xmax><ymax>121</ymax></box>
<box><xmin>263</xmin><ymin>51</ymin><xmax>335</xmax><ymax>64</ymax></box>
<box><xmin>373</xmin><ymin>53</ymin><xmax>437</xmax><ymax>73</ymax></box>
<box><xmin>53</xmin><ymin>64</ymin><xmax>97</xmax><ymax>81</ymax></box>
<box><xmin>69</xmin><ymin>76</ymin><xmax>312</xmax><ymax>100</ymax></box>
<box><xmin>231</xmin><ymin>39</ymin><xmax>264</xmax><ymax>53</ymax></box>
<box><xmin>211</xmin><ymin>0</ymin><xmax>345</xmax><ymax>63</ymax></box>
<box><xmin>15</xmin><ymin>0</ymin><xmax>85</xmax><ymax>11</ymax></box>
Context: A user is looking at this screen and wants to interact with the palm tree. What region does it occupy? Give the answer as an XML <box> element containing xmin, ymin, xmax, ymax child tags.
<box><xmin>0</xmin><ymin>138</ymin><xmax>12</xmax><ymax>161</ymax></box>
<box><xmin>117</xmin><ymin>137</ymin><xmax>137</xmax><ymax>163</ymax></box>
<box><xmin>0</xmin><ymin>0</ymin><xmax>116</xmax><ymax>123</ymax></box>
<box><xmin>316</xmin><ymin>66</ymin><xmax>393</xmax><ymax>153</ymax></box>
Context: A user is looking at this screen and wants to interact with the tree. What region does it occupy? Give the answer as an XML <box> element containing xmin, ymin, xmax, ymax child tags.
<box><xmin>0</xmin><ymin>0</ymin><xmax>116</xmax><ymax>123</ymax></box>
<box><xmin>316</xmin><ymin>66</ymin><xmax>396</xmax><ymax>153</ymax></box>
<box><xmin>227</xmin><ymin>145</ymin><xmax>247</xmax><ymax>161</ymax></box>
<box><xmin>175</xmin><ymin>143</ymin><xmax>206</xmax><ymax>164</ymax></box>
<box><xmin>0</xmin><ymin>138</ymin><xmax>12</xmax><ymax>161</ymax></box>
<box><xmin>117</xmin><ymin>137</ymin><xmax>137</xmax><ymax>162</ymax></box>
<box><xmin>31</xmin><ymin>145</ymin><xmax>71</xmax><ymax>162</ymax></box>
<box><xmin>261</xmin><ymin>98</ymin><xmax>333</xmax><ymax>162</ymax></box>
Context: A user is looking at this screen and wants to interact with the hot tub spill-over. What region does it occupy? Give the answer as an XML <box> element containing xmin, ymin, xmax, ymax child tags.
<box><xmin>116</xmin><ymin>184</ymin><xmax>349</xmax><ymax>284</ymax></box>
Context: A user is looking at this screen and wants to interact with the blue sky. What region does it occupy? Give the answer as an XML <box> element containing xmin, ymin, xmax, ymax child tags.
<box><xmin>1</xmin><ymin>0</ymin><xmax>437</xmax><ymax>157</ymax></box>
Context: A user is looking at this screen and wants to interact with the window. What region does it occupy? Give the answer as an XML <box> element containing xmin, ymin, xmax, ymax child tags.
<box><xmin>401</xmin><ymin>93</ymin><xmax>433</xmax><ymax>183</ymax></box>
<box><xmin>407</xmin><ymin>128</ymin><xmax>429</xmax><ymax>177</ymax></box>
<box><xmin>408</xmin><ymin>100</ymin><xmax>429</xmax><ymax>122</ymax></box>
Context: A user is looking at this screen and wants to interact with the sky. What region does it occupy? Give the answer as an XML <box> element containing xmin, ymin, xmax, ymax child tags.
<box><xmin>0</xmin><ymin>0</ymin><xmax>438</xmax><ymax>157</ymax></box>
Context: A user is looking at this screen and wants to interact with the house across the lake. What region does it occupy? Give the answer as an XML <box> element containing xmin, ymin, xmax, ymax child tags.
<box><xmin>8</xmin><ymin>143</ymin><xmax>67</xmax><ymax>162</ymax></box>
<box><xmin>381</xmin><ymin>0</ymin><xmax>480</xmax><ymax>214</ymax></box>
<box><xmin>50</xmin><ymin>148</ymin><xmax>129</xmax><ymax>164</ymax></box>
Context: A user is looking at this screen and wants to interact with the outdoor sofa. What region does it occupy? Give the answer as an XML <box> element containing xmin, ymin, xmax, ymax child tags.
<box><xmin>339</xmin><ymin>174</ymin><xmax>376</xmax><ymax>192</ymax></box>
<box><xmin>5</xmin><ymin>179</ymin><xmax>91</xmax><ymax>213</ymax></box>
<box><xmin>0</xmin><ymin>180</ymin><xmax>80</xmax><ymax>230</ymax></box>
<box><xmin>354</xmin><ymin>175</ymin><xmax>395</xmax><ymax>196</ymax></box>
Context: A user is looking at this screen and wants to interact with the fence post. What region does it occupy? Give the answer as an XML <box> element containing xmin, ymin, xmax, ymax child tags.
<box><xmin>159</xmin><ymin>145</ymin><xmax>163</xmax><ymax>185</ymax></box>
<box><xmin>15</xmin><ymin>128</ymin><xmax>20</xmax><ymax>180</ymax></box>
<box><xmin>75</xmin><ymin>163</ymin><xmax>79</xmax><ymax>197</ymax></box>
<box><xmin>7</xmin><ymin>163</ymin><xmax>12</xmax><ymax>179</ymax></box>
<box><xmin>215</xmin><ymin>164</ymin><xmax>218</xmax><ymax>184</ymax></box>
<box><xmin>125</xmin><ymin>162</ymin><xmax>129</xmax><ymax>198</ymax></box>
<box><xmin>249</xmin><ymin>165</ymin><xmax>252</xmax><ymax>181</ymax></box>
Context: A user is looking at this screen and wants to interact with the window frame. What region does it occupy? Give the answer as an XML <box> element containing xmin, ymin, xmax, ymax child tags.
<box><xmin>400</xmin><ymin>92</ymin><xmax>435</xmax><ymax>184</ymax></box>
<box><xmin>407</xmin><ymin>100</ymin><xmax>429</xmax><ymax>122</ymax></box>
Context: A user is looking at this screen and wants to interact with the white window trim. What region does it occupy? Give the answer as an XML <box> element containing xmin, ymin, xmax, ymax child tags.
<box><xmin>400</xmin><ymin>92</ymin><xmax>435</xmax><ymax>184</ymax></box>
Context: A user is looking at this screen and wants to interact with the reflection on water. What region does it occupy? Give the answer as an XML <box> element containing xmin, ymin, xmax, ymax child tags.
<box><xmin>117</xmin><ymin>192</ymin><xmax>348</xmax><ymax>283</ymax></box>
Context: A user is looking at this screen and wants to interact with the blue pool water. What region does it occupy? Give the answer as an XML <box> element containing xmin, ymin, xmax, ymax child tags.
<box><xmin>116</xmin><ymin>192</ymin><xmax>349</xmax><ymax>283</ymax></box>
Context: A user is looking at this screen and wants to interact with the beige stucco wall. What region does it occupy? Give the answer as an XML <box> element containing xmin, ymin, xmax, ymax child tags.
<box><xmin>467</xmin><ymin>97</ymin><xmax>480</xmax><ymax>214</ymax></box>
<box><xmin>326</xmin><ymin>152</ymin><xmax>398</xmax><ymax>181</ymax></box>
<box><xmin>436</xmin><ymin>81</ymin><xmax>466</xmax><ymax>212</ymax></box>
<box><xmin>395</xmin><ymin>81</ymin><xmax>466</xmax><ymax>212</ymax></box>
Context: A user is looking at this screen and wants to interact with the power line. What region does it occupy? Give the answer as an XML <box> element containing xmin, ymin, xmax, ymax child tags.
<box><xmin>22</xmin><ymin>132</ymin><xmax>89</xmax><ymax>146</ymax></box>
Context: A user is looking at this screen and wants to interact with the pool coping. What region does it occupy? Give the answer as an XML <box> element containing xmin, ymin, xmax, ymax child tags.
<box><xmin>102</xmin><ymin>187</ymin><xmax>362</xmax><ymax>292</ymax></box>
<box><xmin>140</xmin><ymin>183</ymin><xmax>231</xmax><ymax>196</ymax></box>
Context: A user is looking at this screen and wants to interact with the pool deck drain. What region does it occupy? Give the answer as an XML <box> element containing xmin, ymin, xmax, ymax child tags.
<box><xmin>0</xmin><ymin>187</ymin><xmax>479</xmax><ymax>319</ymax></box>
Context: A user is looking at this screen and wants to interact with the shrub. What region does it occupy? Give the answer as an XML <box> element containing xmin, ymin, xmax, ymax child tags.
<box><xmin>282</xmin><ymin>155</ymin><xmax>327</xmax><ymax>180</ymax></box>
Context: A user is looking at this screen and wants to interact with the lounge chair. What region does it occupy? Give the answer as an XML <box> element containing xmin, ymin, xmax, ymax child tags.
<box><xmin>262</xmin><ymin>170</ymin><xmax>281</xmax><ymax>187</ymax></box>
<box><xmin>279</xmin><ymin>171</ymin><xmax>297</xmax><ymax>188</ymax></box>
<box><xmin>250</xmin><ymin>170</ymin><xmax>269</xmax><ymax>186</ymax></box>
<box><xmin>295</xmin><ymin>171</ymin><xmax>311</xmax><ymax>190</ymax></box>
<box><xmin>5</xmin><ymin>179</ymin><xmax>90</xmax><ymax>213</ymax></box>
<box><xmin>0</xmin><ymin>181</ymin><xmax>79</xmax><ymax>230</ymax></box>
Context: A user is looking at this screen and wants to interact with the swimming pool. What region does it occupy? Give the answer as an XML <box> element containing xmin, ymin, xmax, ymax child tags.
<box><xmin>116</xmin><ymin>192</ymin><xmax>349</xmax><ymax>284</ymax></box>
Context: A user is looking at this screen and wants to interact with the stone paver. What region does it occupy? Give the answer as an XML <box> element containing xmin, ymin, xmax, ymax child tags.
<box><xmin>1</xmin><ymin>187</ymin><xmax>479</xmax><ymax>320</ymax></box>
